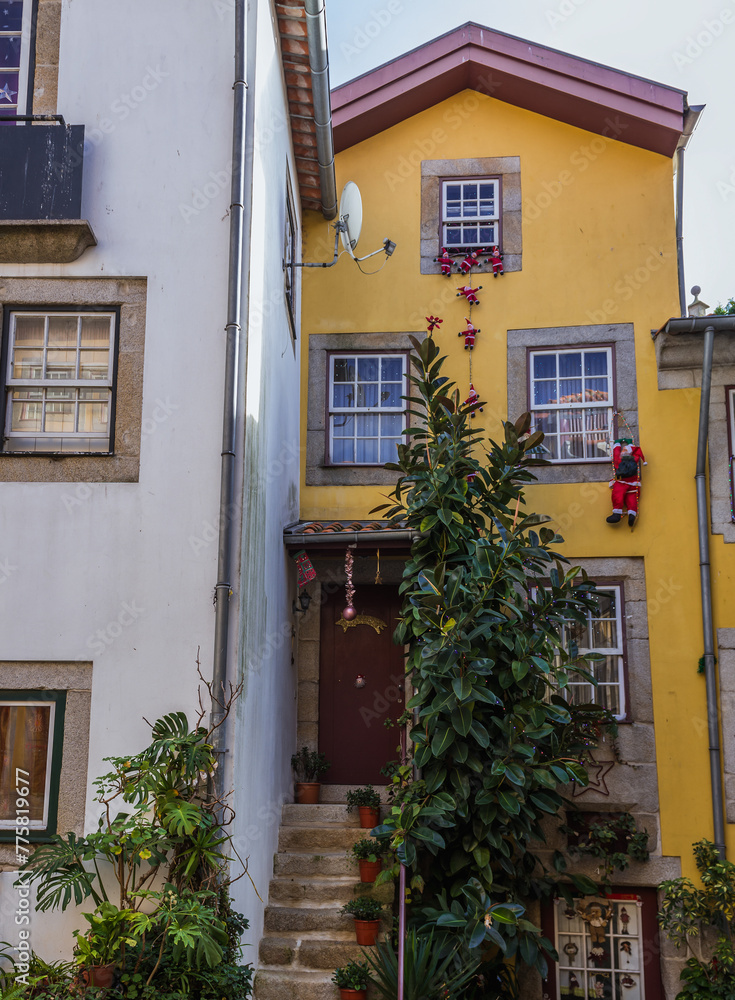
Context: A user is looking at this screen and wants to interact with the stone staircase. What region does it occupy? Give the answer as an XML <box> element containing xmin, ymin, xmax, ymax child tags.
<box><xmin>254</xmin><ymin>794</ymin><xmax>392</xmax><ymax>1000</ymax></box>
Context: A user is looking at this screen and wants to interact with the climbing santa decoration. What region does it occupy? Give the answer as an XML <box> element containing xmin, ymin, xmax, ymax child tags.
<box><xmin>489</xmin><ymin>245</ymin><xmax>504</xmax><ymax>277</ymax></box>
<box><xmin>607</xmin><ymin>437</ymin><xmax>647</xmax><ymax>527</ymax></box>
<box><xmin>459</xmin><ymin>318</ymin><xmax>479</xmax><ymax>350</ymax></box>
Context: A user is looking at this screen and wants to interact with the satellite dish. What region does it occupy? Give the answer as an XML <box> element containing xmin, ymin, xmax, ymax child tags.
<box><xmin>339</xmin><ymin>181</ymin><xmax>363</xmax><ymax>256</ymax></box>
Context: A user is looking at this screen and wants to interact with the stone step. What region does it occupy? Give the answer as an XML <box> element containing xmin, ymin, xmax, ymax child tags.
<box><xmin>278</xmin><ymin>824</ymin><xmax>369</xmax><ymax>852</ymax></box>
<box><xmin>274</xmin><ymin>850</ymin><xmax>356</xmax><ymax>878</ymax></box>
<box><xmin>253</xmin><ymin>967</ymin><xmax>338</xmax><ymax>1000</ymax></box>
<box><xmin>319</xmin><ymin>784</ymin><xmax>390</xmax><ymax>804</ymax></box>
<box><xmin>264</xmin><ymin>904</ymin><xmax>354</xmax><ymax>933</ymax></box>
<box><xmin>259</xmin><ymin>931</ymin><xmax>380</xmax><ymax>968</ymax></box>
<box><xmin>282</xmin><ymin>803</ymin><xmax>360</xmax><ymax>826</ymax></box>
<box><xmin>268</xmin><ymin>874</ymin><xmax>393</xmax><ymax>905</ymax></box>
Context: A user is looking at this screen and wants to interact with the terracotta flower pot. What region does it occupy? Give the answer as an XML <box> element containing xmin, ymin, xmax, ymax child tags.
<box><xmin>358</xmin><ymin>806</ymin><xmax>380</xmax><ymax>828</ymax></box>
<box><xmin>354</xmin><ymin>918</ymin><xmax>380</xmax><ymax>946</ymax></box>
<box><xmin>81</xmin><ymin>963</ymin><xmax>116</xmax><ymax>988</ymax></box>
<box><xmin>295</xmin><ymin>782</ymin><xmax>320</xmax><ymax>804</ymax></box>
<box><xmin>339</xmin><ymin>990</ymin><xmax>366</xmax><ymax>1000</ymax></box>
<box><xmin>358</xmin><ymin>859</ymin><xmax>382</xmax><ymax>883</ymax></box>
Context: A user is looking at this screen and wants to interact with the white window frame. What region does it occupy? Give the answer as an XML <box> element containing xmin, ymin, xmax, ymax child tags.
<box><xmin>556</xmin><ymin>585</ymin><xmax>626</xmax><ymax>721</ymax></box>
<box><xmin>553</xmin><ymin>895</ymin><xmax>646</xmax><ymax>1000</ymax></box>
<box><xmin>0</xmin><ymin>699</ymin><xmax>57</xmax><ymax>831</ymax></box>
<box><xmin>3</xmin><ymin>309</ymin><xmax>117</xmax><ymax>454</ymax></box>
<box><xmin>328</xmin><ymin>352</ymin><xmax>407</xmax><ymax>466</ymax></box>
<box><xmin>441</xmin><ymin>177</ymin><xmax>500</xmax><ymax>251</ymax></box>
<box><xmin>529</xmin><ymin>346</ymin><xmax>614</xmax><ymax>464</ymax></box>
<box><xmin>0</xmin><ymin>1</ymin><xmax>33</xmax><ymax>116</ymax></box>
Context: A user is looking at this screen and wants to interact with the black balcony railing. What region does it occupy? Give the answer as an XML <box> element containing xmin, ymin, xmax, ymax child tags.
<box><xmin>0</xmin><ymin>118</ymin><xmax>85</xmax><ymax>220</ymax></box>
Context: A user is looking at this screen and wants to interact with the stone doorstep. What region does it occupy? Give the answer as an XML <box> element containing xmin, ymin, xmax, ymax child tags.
<box><xmin>319</xmin><ymin>784</ymin><xmax>390</xmax><ymax>804</ymax></box>
<box><xmin>278</xmin><ymin>824</ymin><xmax>371</xmax><ymax>852</ymax></box>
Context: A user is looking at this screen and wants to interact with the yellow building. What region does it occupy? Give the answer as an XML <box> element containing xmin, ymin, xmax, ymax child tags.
<box><xmin>280</xmin><ymin>23</ymin><xmax>735</xmax><ymax>1000</ymax></box>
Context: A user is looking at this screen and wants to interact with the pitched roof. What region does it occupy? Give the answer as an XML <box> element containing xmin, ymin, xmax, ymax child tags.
<box><xmin>332</xmin><ymin>23</ymin><xmax>688</xmax><ymax>157</ymax></box>
<box><xmin>283</xmin><ymin>519</ymin><xmax>417</xmax><ymax>549</ymax></box>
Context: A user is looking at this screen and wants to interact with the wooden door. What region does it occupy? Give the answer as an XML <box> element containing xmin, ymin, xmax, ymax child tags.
<box><xmin>319</xmin><ymin>585</ymin><xmax>405</xmax><ymax>784</ymax></box>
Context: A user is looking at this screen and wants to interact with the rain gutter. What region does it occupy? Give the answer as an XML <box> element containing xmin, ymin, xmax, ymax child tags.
<box><xmin>304</xmin><ymin>0</ymin><xmax>337</xmax><ymax>219</ymax></box>
<box><xmin>674</xmin><ymin>105</ymin><xmax>704</xmax><ymax>317</ymax></box>
<box><xmin>284</xmin><ymin>528</ymin><xmax>418</xmax><ymax>548</ymax></box>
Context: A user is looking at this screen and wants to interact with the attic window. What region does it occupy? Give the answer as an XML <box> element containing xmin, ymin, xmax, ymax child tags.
<box><xmin>441</xmin><ymin>178</ymin><xmax>500</xmax><ymax>251</ymax></box>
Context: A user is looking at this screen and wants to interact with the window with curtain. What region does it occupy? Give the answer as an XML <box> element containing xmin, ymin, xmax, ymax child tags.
<box><xmin>529</xmin><ymin>347</ymin><xmax>613</xmax><ymax>463</ymax></box>
<box><xmin>3</xmin><ymin>309</ymin><xmax>118</xmax><ymax>453</ymax></box>
<box><xmin>0</xmin><ymin>692</ymin><xmax>66</xmax><ymax>836</ymax></box>
<box><xmin>0</xmin><ymin>1</ymin><xmax>33</xmax><ymax>117</ymax></box>
<box><xmin>441</xmin><ymin>177</ymin><xmax>500</xmax><ymax>251</ymax></box>
<box><xmin>328</xmin><ymin>353</ymin><xmax>407</xmax><ymax>465</ymax></box>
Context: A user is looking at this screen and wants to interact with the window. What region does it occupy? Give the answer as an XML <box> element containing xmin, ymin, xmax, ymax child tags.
<box><xmin>328</xmin><ymin>352</ymin><xmax>406</xmax><ymax>465</ymax></box>
<box><xmin>728</xmin><ymin>387</ymin><xmax>735</xmax><ymax>523</ymax></box>
<box><xmin>2</xmin><ymin>308</ymin><xmax>118</xmax><ymax>454</ymax></box>
<box><xmin>553</xmin><ymin>586</ymin><xmax>626</xmax><ymax>720</ymax></box>
<box><xmin>546</xmin><ymin>892</ymin><xmax>663</xmax><ymax>1000</ymax></box>
<box><xmin>0</xmin><ymin>1</ymin><xmax>32</xmax><ymax>117</ymax></box>
<box><xmin>441</xmin><ymin>177</ymin><xmax>499</xmax><ymax>251</ymax></box>
<box><xmin>284</xmin><ymin>186</ymin><xmax>297</xmax><ymax>338</ymax></box>
<box><xmin>0</xmin><ymin>690</ymin><xmax>66</xmax><ymax>841</ymax></box>
<box><xmin>529</xmin><ymin>347</ymin><xmax>613</xmax><ymax>463</ymax></box>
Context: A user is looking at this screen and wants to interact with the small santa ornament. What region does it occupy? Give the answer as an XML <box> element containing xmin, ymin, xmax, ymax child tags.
<box><xmin>435</xmin><ymin>247</ymin><xmax>454</xmax><ymax>276</ymax></box>
<box><xmin>463</xmin><ymin>384</ymin><xmax>483</xmax><ymax>416</ymax></box>
<box><xmin>456</xmin><ymin>284</ymin><xmax>482</xmax><ymax>305</ymax></box>
<box><xmin>489</xmin><ymin>245</ymin><xmax>504</xmax><ymax>276</ymax></box>
<box><xmin>459</xmin><ymin>318</ymin><xmax>479</xmax><ymax>350</ymax></box>
<box><xmin>607</xmin><ymin>438</ymin><xmax>647</xmax><ymax>526</ymax></box>
<box><xmin>459</xmin><ymin>248</ymin><xmax>483</xmax><ymax>275</ymax></box>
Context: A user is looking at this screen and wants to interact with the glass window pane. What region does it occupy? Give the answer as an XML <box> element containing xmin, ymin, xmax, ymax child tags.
<box><xmin>463</xmin><ymin>200</ymin><xmax>478</xmax><ymax>217</ymax></box>
<box><xmin>568</xmin><ymin>683</ymin><xmax>594</xmax><ymax>705</ymax></box>
<box><xmin>0</xmin><ymin>704</ymin><xmax>51</xmax><ymax>825</ymax></box>
<box><xmin>380</xmin><ymin>384</ymin><xmax>401</xmax><ymax>407</ymax></box>
<box><xmin>47</xmin><ymin>316</ymin><xmax>78</xmax><ymax>349</ymax></box>
<box><xmin>381</xmin><ymin>413</ymin><xmax>403</xmax><ymax>436</ymax></box>
<box><xmin>593</xmin><ymin>656</ymin><xmax>621</xmax><ymax>683</ymax></box>
<box><xmin>533</xmin><ymin>380</ymin><xmax>557</xmax><ymax>406</ymax></box>
<box><xmin>586</xmin><ymin>434</ymin><xmax>609</xmax><ymax>460</ymax></box>
<box><xmin>357</xmin><ymin>383</ymin><xmax>378</xmax><ymax>408</ymax></box>
<box><xmin>12</xmin><ymin>349</ymin><xmax>43</xmax><ymax>379</ymax></box>
<box><xmin>0</xmin><ymin>36</ymin><xmax>22</xmax><ymax>69</ymax></box>
<box><xmin>479</xmin><ymin>225</ymin><xmax>496</xmax><ymax>243</ymax></box>
<box><xmin>78</xmin><ymin>400</ymin><xmax>109</xmax><ymax>434</ymax></box>
<box><xmin>333</xmin><ymin>358</ymin><xmax>354</xmax><ymax>382</ymax></box>
<box><xmin>0</xmin><ymin>72</ymin><xmax>19</xmax><ymax>105</ymax></box>
<box><xmin>479</xmin><ymin>183</ymin><xmax>495</xmax><ymax>200</ymax></box>
<box><xmin>11</xmin><ymin>395</ymin><xmax>42</xmax><ymax>432</ymax></box>
<box><xmin>79</xmin><ymin>350</ymin><xmax>110</xmax><ymax>379</ymax></box>
<box><xmin>356</xmin><ymin>438</ymin><xmax>378</xmax><ymax>463</ymax></box>
<box><xmin>584</xmin><ymin>351</ymin><xmax>609</xmax><ymax>377</ymax></box>
<box><xmin>0</xmin><ymin>2</ymin><xmax>23</xmax><ymax>31</ymax></box>
<box><xmin>445</xmin><ymin>226</ymin><xmax>462</xmax><ymax>245</ymax></box>
<box><xmin>381</xmin><ymin>357</ymin><xmax>402</xmax><ymax>381</ymax></box>
<box><xmin>591</xmin><ymin>618</ymin><xmax>618</xmax><ymax>648</ymax></box>
<box><xmin>332</xmin><ymin>414</ymin><xmax>353</xmax><ymax>437</ymax></box>
<box><xmin>80</xmin><ymin>316</ymin><xmax>111</xmax><ymax>349</ymax></box>
<box><xmin>380</xmin><ymin>438</ymin><xmax>401</xmax><ymax>463</ymax></box>
<box><xmin>461</xmin><ymin>225</ymin><xmax>478</xmax><ymax>244</ymax></box>
<box><xmin>45</xmin><ymin>350</ymin><xmax>77</xmax><ymax>379</ymax></box>
<box><xmin>14</xmin><ymin>315</ymin><xmax>44</xmax><ymax>348</ymax></box>
<box><xmin>462</xmin><ymin>183</ymin><xmax>477</xmax><ymax>200</ymax></box>
<box><xmin>357</xmin><ymin>357</ymin><xmax>378</xmax><ymax>381</ymax></box>
<box><xmin>558</xmin><ymin>353</ymin><xmax>582</xmax><ymax>378</ymax></box>
<box><xmin>535</xmin><ymin>411</ymin><xmax>557</xmax><ymax>434</ymax></box>
<box><xmin>533</xmin><ymin>354</ymin><xmax>556</xmax><ymax>379</ymax></box>
<box><xmin>445</xmin><ymin>203</ymin><xmax>461</xmax><ymax>218</ymax></box>
<box><xmin>332</xmin><ymin>438</ymin><xmax>353</xmax><ymax>463</ymax></box>
<box><xmin>44</xmin><ymin>400</ymin><xmax>75</xmax><ymax>433</ymax></box>
<box><xmin>445</xmin><ymin>184</ymin><xmax>461</xmax><ymax>201</ymax></box>
<box><xmin>585</xmin><ymin>378</ymin><xmax>609</xmax><ymax>402</ymax></box>
<box><xmin>332</xmin><ymin>384</ymin><xmax>353</xmax><ymax>408</ymax></box>
<box><xmin>597</xmin><ymin>685</ymin><xmax>620</xmax><ymax>716</ymax></box>
<box><xmin>559</xmin><ymin>379</ymin><xmax>582</xmax><ymax>403</ymax></box>
<box><xmin>595</xmin><ymin>591</ymin><xmax>616</xmax><ymax>617</ymax></box>
<box><xmin>356</xmin><ymin>414</ymin><xmax>378</xmax><ymax>436</ymax></box>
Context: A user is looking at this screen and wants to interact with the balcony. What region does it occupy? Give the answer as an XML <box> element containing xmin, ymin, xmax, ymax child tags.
<box><xmin>0</xmin><ymin>117</ymin><xmax>97</xmax><ymax>263</ymax></box>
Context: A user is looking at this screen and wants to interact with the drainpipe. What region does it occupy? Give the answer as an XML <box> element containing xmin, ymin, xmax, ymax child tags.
<box><xmin>211</xmin><ymin>0</ymin><xmax>257</xmax><ymax>799</ymax></box>
<box><xmin>654</xmin><ymin>313</ymin><xmax>735</xmax><ymax>856</ymax></box>
<box><xmin>304</xmin><ymin>0</ymin><xmax>337</xmax><ymax>220</ymax></box>
<box><xmin>674</xmin><ymin>105</ymin><xmax>704</xmax><ymax>317</ymax></box>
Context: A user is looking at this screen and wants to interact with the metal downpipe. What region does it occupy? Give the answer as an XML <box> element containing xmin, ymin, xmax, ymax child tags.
<box><xmin>696</xmin><ymin>324</ymin><xmax>726</xmax><ymax>857</ymax></box>
<box><xmin>675</xmin><ymin>147</ymin><xmax>686</xmax><ymax>318</ymax></box>
<box><xmin>211</xmin><ymin>0</ymin><xmax>256</xmax><ymax>799</ymax></box>
<box><xmin>304</xmin><ymin>0</ymin><xmax>337</xmax><ymax>220</ymax></box>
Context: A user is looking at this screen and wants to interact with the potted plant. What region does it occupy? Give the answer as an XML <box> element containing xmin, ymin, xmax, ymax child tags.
<box><xmin>73</xmin><ymin>901</ymin><xmax>138</xmax><ymax>988</ymax></box>
<box><xmin>349</xmin><ymin>838</ymin><xmax>384</xmax><ymax>883</ymax></box>
<box><xmin>291</xmin><ymin>746</ymin><xmax>330</xmax><ymax>803</ymax></box>
<box><xmin>341</xmin><ymin>897</ymin><xmax>383</xmax><ymax>946</ymax></box>
<box><xmin>345</xmin><ymin>784</ymin><xmax>381</xmax><ymax>828</ymax></box>
<box><xmin>331</xmin><ymin>959</ymin><xmax>371</xmax><ymax>999</ymax></box>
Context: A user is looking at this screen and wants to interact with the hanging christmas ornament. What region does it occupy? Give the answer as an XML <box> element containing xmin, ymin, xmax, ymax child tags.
<box><xmin>374</xmin><ymin>548</ymin><xmax>382</xmax><ymax>585</ymax></box>
<box><xmin>456</xmin><ymin>284</ymin><xmax>482</xmax><ymax>305</ymax></box>
<box><xmin>619</xmin><ymin>907</ymin><xmax>630</xmax><ymax>934</ymax></box>
<box><xmin>607</xmin><ymin>437</ymin><xmax>646</xmax><ymax>528</ymax></box>
<box><xmin>563</xmin><ymin>942</ymin><xmax>579</xmax><ymax>960</ymax></box>
<box><xmin>489</xmin><ymin>245</ymin><xmax>504</xmax><ymax>276</ymax></box>
<box><xmin>621</xmin><ymin>975</ymin><xmax>636</xmax><ymax>989</ymax></box>
<box><xmin>464</xmin><ymin>384</ymin><xmax>483</xmax><ymax>417</ymax></box>
<box><xmin>434</xmin><ymin>247</ymin><xmax>454</xmax><ymax>275</ymax></box>
<box><xmin>342</xmin><ymin>546</ymin><xmax>356</xmax><ymax>620</ymax></box>
<box><xmin>426</xmin><ymin>315</ymin><xmax>443</xmax><ymax>333</ymax></box>
<box><xmin>292</xmin><ymin>549</ymin><xmax>316</xmax><ymax>589</ymax></box>
<box><xmin>459</xmin><ymin>318</ymin><xmax>480</xmax><ymax>350</ymax></box>
<box><xmin>459</xmin><ymin>248</ymin><xmax>483</xmax><ymax>275</ymax></box>
<box><xmin>619</xmin><ymin>940</ymin><xmax>632</xmax><ymax>963</ymax></box>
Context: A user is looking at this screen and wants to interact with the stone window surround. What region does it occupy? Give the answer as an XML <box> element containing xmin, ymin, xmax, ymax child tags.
<box><xmin>0</xmin><ymin>276</ymin><xmax>147</xmax><ymax>482</ymax></box>
<box><xmin>0</xmin><ymin>660</ymin><xmax>91</xmax><ymax>867</ymax></box>
<box><xmin>421</xmin><ymin>157</ymin><xmax>521</xmax><ymax>275</ymax></box>
<box><xmin>306</xmin><ymin>331</ymin><xmax>424</xmax><ymax>487</ymax></box>
<box><xmin>32</xmin><ymin>0</ymin><xmax>61</xmax><ymax>116</ymax></box>
<box><xmin>507</xmin><ymin>323</ymin><xmax>638</xmax><ymax>485</ymax></box>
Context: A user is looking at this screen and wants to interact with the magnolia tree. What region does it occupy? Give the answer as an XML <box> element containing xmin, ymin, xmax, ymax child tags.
<box><xmin>372</xmin><ymin>335</ymin><xmax>612</xmax><ymax>992</ymax></box>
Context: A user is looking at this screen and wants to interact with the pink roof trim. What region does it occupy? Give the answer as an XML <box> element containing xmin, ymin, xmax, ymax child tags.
<box><xmin>332</xmin><ymin>23</ymin><xmax>687</xmax><ymax>156</ymax></box>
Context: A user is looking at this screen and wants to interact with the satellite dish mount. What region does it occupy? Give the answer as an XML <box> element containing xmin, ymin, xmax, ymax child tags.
<box><xmin>293</xmin><ymin>181</ymin><xmax>396</xmax><ymax>269</ymax></box>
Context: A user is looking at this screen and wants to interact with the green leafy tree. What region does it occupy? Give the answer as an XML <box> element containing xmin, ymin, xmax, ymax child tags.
<box><xmin>371</xmin><ymin>335</ymin><xmax>613</xmax><ymax>983</ymax></box>
<box><xmin>714</xmin><ymin>298</ymin><xmax>735</xmax><ymax>315</ymax></box>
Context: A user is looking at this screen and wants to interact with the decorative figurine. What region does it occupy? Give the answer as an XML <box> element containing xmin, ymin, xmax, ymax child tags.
<box><xmin>489</xmin><ymin>245</ymin><xmax>504</xmax><ymax>276</ymax></box>
<box><xmin>576</xmin><ymin>900</ymin><xmax>613</xmax><ymax>957</ymax></box>
<box><xmin>459</xmin><ymin>318</ymin><xmax>479</xmax><ymax>350</ymax></box>
<box><xmin>620</xmin><ymin>906</ymin><xmax>630</xmax><ymax>934</ymax></box>
<box><xmin>456</xmin><ymin>284</ymin><xmax>482</xmax><ymax>304</ymax></box>
<box><xmin>464</xmin><ymin>384</ymin><xmax>483</xmax><ymax>416</ymax></box>
<box><xmin>435</xmin><ymin>247</ymin><xmax>454</xmax><ymax>275</ymax></box>
<box><xmin>459</xmin><ymin>248</ymin><xmax>483</xmax><ymax>275</ymax></box>
<box><xmin>607</xmin><ymin>438</ymin><xmax>647</xmax><ymax>527</ymax></box>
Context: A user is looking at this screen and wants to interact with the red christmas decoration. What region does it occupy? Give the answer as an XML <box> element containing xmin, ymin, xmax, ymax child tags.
<box><xmin>459</xmin><ymin>248</ymin><xmax>483</xmax><ymax>275</ymax></box>
<box><xmin>426</xmin><ymin>315</ymin><xmax>443</xmax><ymax>333</ymax></box>
<box><xmin>456</xmin><ymin>284</ymin><xmax>482</xmax><ymax>305</ymax></box>
<box><xmin>434</xmin><ymin>247</ymin><xmax>454</xmax><ymax>276</ymax></box>
<box><xmin>607</xmin><ymin>437</ymin><xmax>647</xmax><ymax>527</ymax></box>
<box><xmin>489</xmin><ymin>245</ymin><xmax>504</xmax><ymax>276</ymax></box>
<box><xmin>463</xmin><ymin>384</ymin><xmax>483</xmax><ymax>417</ymax></box>
<box><xmin>459</xmin><ymin>318</ymin><xmax>479</xmax><ymax>350</ymax></box>
<box><xmin>292</xmin><ymin>549</ymin><xmax>316</xmax><ymax>588</ymax></box>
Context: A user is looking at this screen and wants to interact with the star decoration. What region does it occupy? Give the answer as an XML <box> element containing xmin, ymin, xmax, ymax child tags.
<box><xmin>572</xmin><ymin>757</ymin><xmax>615</xmax><ymax>797</ymax></box>
<box><xmin>0</xmin><ymin>81</ymin><xmax>17</xmax><ymax>102</ymax></box>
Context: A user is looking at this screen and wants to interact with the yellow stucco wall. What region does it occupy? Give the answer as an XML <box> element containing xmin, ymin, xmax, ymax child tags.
<box><xmin>300</xmin><ymin>90</ymin><xmax>735</xmax><ymax>875</ymax></box>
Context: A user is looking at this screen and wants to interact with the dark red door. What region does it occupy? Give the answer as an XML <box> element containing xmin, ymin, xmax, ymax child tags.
<box><xmin>319</xmin><ymin>585</ymin><xmax>405</xmax><ymax>784</ymax></box>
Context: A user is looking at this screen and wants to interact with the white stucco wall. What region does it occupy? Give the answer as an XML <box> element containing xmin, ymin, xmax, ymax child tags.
<box><xmin>0</xmin><ymin>0</ymin><xmax>300</xmax><ymax>967</ymax></box>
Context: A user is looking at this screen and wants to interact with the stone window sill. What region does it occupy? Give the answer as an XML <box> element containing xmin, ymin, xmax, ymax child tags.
<box><xmin>0</xmin><ymin>220</ymin><xmax>97</xmax><ymax>263</ymax></box>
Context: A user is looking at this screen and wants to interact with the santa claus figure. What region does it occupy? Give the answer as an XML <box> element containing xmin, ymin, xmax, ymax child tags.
<box><xmin>489</xmin><ymin>246</ymin><xmax>504</xmax><ymax>276</ymax></box>
<box><xmin>435</xmin><ymin>247</ymin><xmax>454</xmax><ymax>276</ymax></box>
<box><xmin>463</xmin><ymin>384</ymin><xmax>483</xmax><ymax>416</ymax></box>
<box><xmin>459</xmin><ymin>249</ymin><xmax>483</xmax><ymax>275</ymax></box>
<box><xmin>607</xmin><ymin>438</ymin><xmax>647</xmax><ymax>526</ymax></box>
<box><xmin>459</xmin><ymin>318</ymin><xmax>479</xmax><ymax>350</ymax></box>
<box><xmin>456</xmin><ymin>284</ymin><xmax>482</xmax><ymax>305</ymax></box>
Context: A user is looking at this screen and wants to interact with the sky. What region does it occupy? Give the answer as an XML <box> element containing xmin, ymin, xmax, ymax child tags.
<box><xmin>325</xmin><ymin>0</ymin><xmax>735</xmax><ymax>309</ymax></box>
